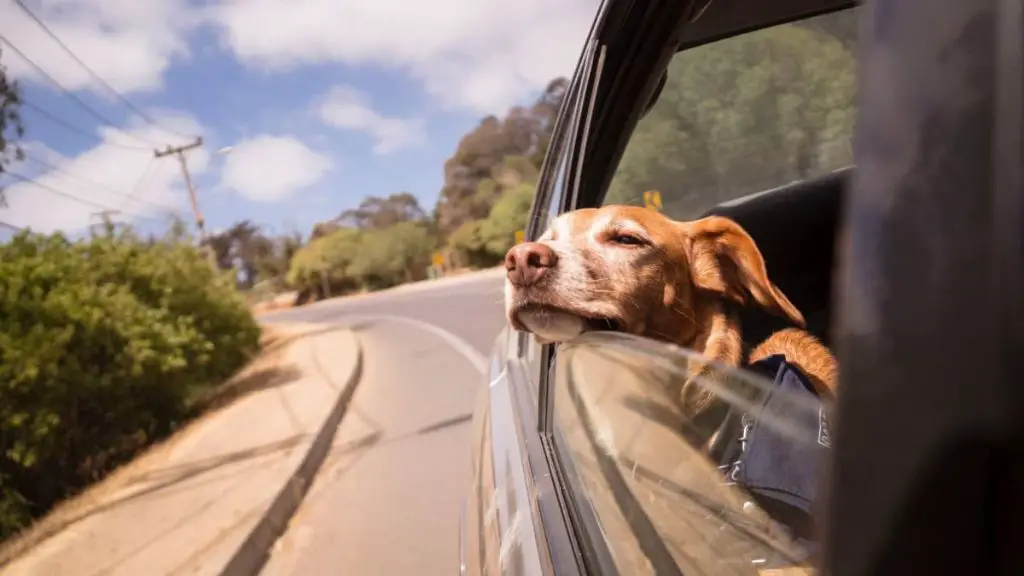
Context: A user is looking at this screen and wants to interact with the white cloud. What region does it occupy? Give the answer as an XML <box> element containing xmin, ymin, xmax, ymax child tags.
<box><xmin>207</xmin><ymin>0</ymin><xmax>598</xmax><ymax>114</ymax></box>
<box><xmin>1</xmin><ymin>0</ymin><xmax>597</xmax><ymax>117</ymax></box>
<box><xmin>2</xmin><ymin>111</ymin><xmax>208</xmax><ymax>233</ymax></box>
<box><xmin>217</xmin><ymin>135</ymin><xmax>332</xmax><ymax>203</ymax></box>
<box><xmin>315</xmin><ymin>85</ymin><xmax>425</xmax><ymax>154</ymax></box>
<box><xmin>0</xmin><ymin>0</ymin><xmax>197</xmax><ymax>95</ymax></box>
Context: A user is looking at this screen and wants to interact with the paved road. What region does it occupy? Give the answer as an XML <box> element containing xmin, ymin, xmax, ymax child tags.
<box><xmin>259</xmin><ymin>270</ymin><xmax>507</xmax><ymax>576</ymax></box>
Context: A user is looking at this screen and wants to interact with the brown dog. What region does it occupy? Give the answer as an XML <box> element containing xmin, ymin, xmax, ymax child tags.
<box><xmin>504</xmin><ymin>205</ymin><xmax>837</xmax><ymax>423</ymax></box>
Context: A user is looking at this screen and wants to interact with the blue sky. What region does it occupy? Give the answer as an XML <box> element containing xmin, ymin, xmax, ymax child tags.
<box><xmin>0</xmin><ymin>0</ymin><xmax>597</xmax><ymax>240</ymax></box>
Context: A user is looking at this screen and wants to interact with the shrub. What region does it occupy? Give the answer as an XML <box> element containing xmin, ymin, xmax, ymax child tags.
<box><xmin>0</xmin><ymin>227</ymin><xmax>259</xmax><ymax>540</ymax></box>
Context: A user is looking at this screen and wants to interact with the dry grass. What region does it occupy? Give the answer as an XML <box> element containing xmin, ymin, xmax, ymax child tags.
<box><xmin>0</xmin><ymin>323</ymin><xmax>320</xmax><ymax>567</ymax></box>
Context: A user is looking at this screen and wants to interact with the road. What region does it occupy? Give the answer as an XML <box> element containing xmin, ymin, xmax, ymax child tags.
<box><xmin>258</xmin><ymin>269</ymin><xmax>507</xmax><ymax>576</ymax></box>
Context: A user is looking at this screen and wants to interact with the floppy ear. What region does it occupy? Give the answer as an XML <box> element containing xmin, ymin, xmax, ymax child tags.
<box><xmin>681</xmin><ymin>216</ymin><xmax>806</xmax><ymax>327</ymax></box>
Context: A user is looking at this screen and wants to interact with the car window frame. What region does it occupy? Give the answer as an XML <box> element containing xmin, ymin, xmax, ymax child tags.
<box><xmin>536</xmin><ymin>3</ymin><xmax>865</xmax><ymax>574</ymax></box>
<box><xmin>526</xmin><ymin>2</ymin><xmax>701</xmax><ymax>572</ymax></box>
<box><xmin>517</xmin><ymin>48</ymin><xmax>585</xmax><ymax>367</ymax></box>
<box><xmin>500</xmin><ymin>4</ymin><xmax>617</xmax><ymax>573</ymax></box>
<box><xmin>517</xmin><ymin>22</ymin><xmax>597</xmax><ymax>402</ymax></box>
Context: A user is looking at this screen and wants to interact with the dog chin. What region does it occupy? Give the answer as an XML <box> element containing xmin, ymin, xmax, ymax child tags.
<box><xmin>517</xmin><ymin>308</ymin><xmax>588</xmax><ymax>344</ymax></box>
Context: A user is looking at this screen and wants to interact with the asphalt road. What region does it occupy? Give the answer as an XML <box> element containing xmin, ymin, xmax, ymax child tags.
<box><xmin>258</xmin><ymin>270</ymin><xmax>507</xmax><ymax>576</ymax></box>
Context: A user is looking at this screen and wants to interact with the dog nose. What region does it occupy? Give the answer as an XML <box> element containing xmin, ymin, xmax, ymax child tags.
<box><xmin>505</xmin><ymin>242</ymin><xmax>558</xmax><ymax>287</ymax></box>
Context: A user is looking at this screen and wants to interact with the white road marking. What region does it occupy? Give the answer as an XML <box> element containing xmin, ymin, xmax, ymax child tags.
<box><xmin>338</xmin><ymin>314</ymin><xmax>489</xmax><ymax>375</ymax></box>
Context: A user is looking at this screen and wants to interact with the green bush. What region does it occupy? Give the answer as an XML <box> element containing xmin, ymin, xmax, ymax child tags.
<box><xmin>447</xmin><ymin>183</ymin><xmax>534</xmax><ymax>268</ymax></box>
<box><xmin>349</xmin><ymin>222</ymin><xmax>436</xmax><ymax>289</ymax></box>
<box><xmin>0</xmin><ymin>227</ymin><xmax>259</xmax><ymax>540</ymax></box>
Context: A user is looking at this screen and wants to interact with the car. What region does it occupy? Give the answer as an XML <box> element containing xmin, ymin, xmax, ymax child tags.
<box><xmin>459</xmin><ymin>0</ymin><xmax>1023</xmax><ymax>574</ymax></box>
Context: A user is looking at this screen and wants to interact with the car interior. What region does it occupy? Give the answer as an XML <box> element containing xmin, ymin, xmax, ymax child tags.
<box><xmin>546</xmin><ymin>166</ymin><xmax>849</xmax><ymax>573</ymax></box>
<box><xmin>596</xmin><ymin>12</ymin><xmax>852</xmax><ymax>359</ymax></box>
<box><xmin>704</xmin><ymin>167</ymin><xmax>848</xmax><ymax>353</ymax></box>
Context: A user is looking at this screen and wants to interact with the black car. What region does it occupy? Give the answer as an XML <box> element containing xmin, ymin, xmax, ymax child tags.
<box><xmin>460</xmin><ymin>0</ymin><xmax>1023</xmax><ymax>574</ymax></box>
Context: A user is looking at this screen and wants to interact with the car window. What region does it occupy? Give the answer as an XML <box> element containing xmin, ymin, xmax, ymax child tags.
<box><xmin>520</xmin><ymin>108</ymin><xmax>572</xmax><ymax>367</ymax></box>
<box><xmin>545</xmin><ymin>8</ymin><xmax>859</xmax><ymax>573</ymax></box>
<box><xmin>520</xmin><ymin>46</ymin><xmax>591</xmax><ymax>392</ymax></box>
<box><xmin>603</xmin><ymin>9</ymin><xmax>858</xmax><ymax>219</ymax></box>
<box><xmin>552</xmin><ymin>333</ymin><xmax>831</xmax><ymax>575</ymax></box>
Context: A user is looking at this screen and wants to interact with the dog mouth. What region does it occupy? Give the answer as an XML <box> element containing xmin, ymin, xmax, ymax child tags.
<box><xmin>511</xmin><ymin>302</ymin><xmax>626</xmax><ymax>335</ymax></box>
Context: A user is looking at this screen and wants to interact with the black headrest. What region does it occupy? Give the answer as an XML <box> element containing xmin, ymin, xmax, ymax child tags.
<box><xmin>703</xmin><ymin>167</ymin><xmax>850</xmax><ymax>346</ymax></box>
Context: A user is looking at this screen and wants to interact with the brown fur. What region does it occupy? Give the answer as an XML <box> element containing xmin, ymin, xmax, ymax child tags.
<box><xmin>503</xmin><ymin>205</ymin><xmax>838</xmax><ymax>422</ymax></box>
<box><xmin>749</xmin><ymin>327</ymin><xmax>838</xmax><ymax>398</ymax></box>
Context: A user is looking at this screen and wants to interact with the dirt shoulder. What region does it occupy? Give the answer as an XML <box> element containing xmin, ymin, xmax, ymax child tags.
<box><xmin>0</xmin><ymin>323</ymin><xmax>318</xmax><ymax>567</ymax></box>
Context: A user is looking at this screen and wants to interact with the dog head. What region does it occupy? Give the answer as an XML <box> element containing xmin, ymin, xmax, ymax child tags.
<box><xmin>503</xmin><ymin>205</ymin><xmax>804</xmax><ymax>351</ymax></box>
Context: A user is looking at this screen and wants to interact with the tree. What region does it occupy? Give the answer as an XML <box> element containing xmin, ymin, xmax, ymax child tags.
<box><xmin>286</xmin><ymin>227</ymin><xmax>362</xmax><ymax>297</ymax></box>
<box><xmin>337</xmin><ymin>192</ymin><xmax>427</xmax><ymax>231</ymax></box>
<box><xmin>477</xmin><ymin>182</ymin><xmax>534</xmax><ymax>258</ymax></box>
<box><xmin>0</xmin><ymin>48</ymin><xmax>25</xmax><ymax>207</ymax></box>
<box><xmin>432</xmin><ymin>79</ymin><xmax>567</xmax><ymax>239</ymax></box>
<box><xmin>253</xmin><ymin>231</ymin><xmax>302</xmax><ymax>283</ymax></box>
<box><xmin>446</xmin><ymin>220</ymin><xmax>490</xmax><ymax>269</ymax></box>
<box><xmin>349</xmin><ymin>221</ymin><xmax>436</xmax><ymax>288</ymax></box>
<box><xmin>206</xmin><ymin>232</ymin><xmax>235</xmax><ymax>271</ymax></box>
<box><xmin>797</xmin><ymin>10</ymin><xmax>858</xmax><ymax>51</ymax></box>
<box><xmin>605</xmin><ymin>19</ymin><xmax>856</xmax><ymax>219</ymax></box>
<box><xmin>204</xmin><ymin>221</ymin><xmax>303</xmax><ymax>291</ymax></box>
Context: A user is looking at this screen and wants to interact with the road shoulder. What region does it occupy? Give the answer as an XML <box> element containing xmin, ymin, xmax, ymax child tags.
<box><xmin>0</xmin><ymin>323</ymin><xmax>363</xmax><ymax>576</ymax></box>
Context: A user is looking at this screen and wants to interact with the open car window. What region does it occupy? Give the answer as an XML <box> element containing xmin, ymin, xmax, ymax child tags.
<box><xmin>604</xmin><ymin>9</ymin><xmax>858</xmax><ymax>219</ymax></box>
<box><xmin>544</xmin><ymin>6</ymin><xmax>861</xmax><ymax>574</ymax></box>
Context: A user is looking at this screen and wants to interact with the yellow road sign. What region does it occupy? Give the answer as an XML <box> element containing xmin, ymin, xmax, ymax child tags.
<box><xmin>431</xmin><ymin>252</ymin><xmax>444</xmax><ymax>267</ymax></box>
<box><xmin>643</xmin><ymin>190</ymin><xmax>663</xmax><ymax>211</ymax></box>
<box><xmin>514</xmin><ymin>230</ymin><xmax>525</xmax><ymax>244</ymax></box>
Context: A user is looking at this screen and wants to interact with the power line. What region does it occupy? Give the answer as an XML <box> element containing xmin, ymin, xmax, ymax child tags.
<box><xmin>0</xmin><ymin>33</ymin><xmax>161</xmax><ymax>148</ymax></box>
<box><xmin>4</xmin><ymin>169</ymin><xmax>146</xmax><ymax>216</ymax></box>
<box><xmin>0</xmin><ymin>219</ymin><xmax>23</xmax><ymax>232</ymax></box>
<box><xmin>19</xmin><ymin>99</ymin><xmax>152</xmax><ymax>150</ymax></box>
<box><xmin>20</xmin><ymin>154</ymin><xmax>177</xmax><ymax>210</ymax></box>
<box><xmin>123</xmin><ymin>159</ymin><xmax>165</xmax><ymax>210</ymax></box>
<box><xmin>10</xmin><ymin>0</ymin><xmax>197</xmax><ymax>142</ymax></box>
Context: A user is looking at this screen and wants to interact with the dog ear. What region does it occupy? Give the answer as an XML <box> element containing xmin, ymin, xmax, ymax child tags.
<box><xmin>681</xmin><ymin>216</ymin><xmax>806</xmax><ymax>327</ymax></box>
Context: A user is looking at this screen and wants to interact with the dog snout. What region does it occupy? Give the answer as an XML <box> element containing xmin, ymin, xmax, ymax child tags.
<box><xmin>505</xmin><ymin>242</ymin><xmax>558</xmax><ymax>287</ymax></box>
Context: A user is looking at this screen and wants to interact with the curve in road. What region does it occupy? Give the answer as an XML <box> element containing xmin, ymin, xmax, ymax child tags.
<box><xmin>259</xmin><ymin>272</ymin><xmax>506</xmax><ymax>576</ymax></box>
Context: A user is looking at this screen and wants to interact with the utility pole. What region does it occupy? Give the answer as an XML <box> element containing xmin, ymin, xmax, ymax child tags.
<box><xmin>154</xmin><ymin>137</ymin><xmax>206</xmax><ymax>243</ymax></box>
<box><xmin>90</xmin><ymin>209</ymin><xmax>121</xmax><ymax>236</ymax></box>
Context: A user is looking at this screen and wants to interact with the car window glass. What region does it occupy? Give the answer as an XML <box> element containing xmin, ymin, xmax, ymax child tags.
<box><xmin>552</xmin><ymin>333</ymin><xmax>832</xmax><ymax>575</ymax></box>
<box><xmin>520</xmin><ymin>55</ymin><xmax>584</xmax><ymax>371</ymax></box>
<box><xmin>604</xmin><ymin>9</ymin><xmax>858</xmax><ymax>218</ymax></box>
<box><xmin>526</xmin><ymin>51</ymin><xmax>586</xmax><ymax>243</ymax></box>
<box><xmin>522</xmin><ymin>124</ymin><xmax>572</xmax><ymax>385</ymax></box>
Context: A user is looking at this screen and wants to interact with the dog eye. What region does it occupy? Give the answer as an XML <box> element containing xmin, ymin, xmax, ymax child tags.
<box><xmin>610</xmin><ymin>233</ymin><xmax>645</xmax><ymax>246</ymax></box>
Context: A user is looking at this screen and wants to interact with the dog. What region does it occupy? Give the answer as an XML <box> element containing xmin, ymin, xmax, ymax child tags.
<box><xmin>503</xmin><ymin>205</ymin><xmax>837</xmax><ymax>428</ymax></box>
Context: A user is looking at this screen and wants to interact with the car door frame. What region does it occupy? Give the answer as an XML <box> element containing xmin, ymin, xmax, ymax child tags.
<box><xmin>528</xmin><ymin>1</ymin><xmax>1024</xmax><ymax>575</ymax></box>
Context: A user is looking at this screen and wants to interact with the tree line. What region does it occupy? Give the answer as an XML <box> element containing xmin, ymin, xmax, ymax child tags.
<box><xmin>200</xmin><ymin>11</ymin><xmax>858</xmax><ymax>304</ymax></box>
<box><xmin>204</xmin><ymin>78</ymin><xmax>566</xmax><ymax>304</ymax></box>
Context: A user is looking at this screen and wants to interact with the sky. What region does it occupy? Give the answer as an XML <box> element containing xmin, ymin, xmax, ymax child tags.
<box><xmin>0</xmin><ymin>0</ymin><xmax>599</xmax><ymax>241</ymax></box>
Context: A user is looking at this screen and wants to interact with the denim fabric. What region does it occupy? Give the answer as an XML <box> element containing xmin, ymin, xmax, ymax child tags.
<box><xmin>719</xmin><ymin>354</ymin><xmax>833</xmax><ymax>568</ymax></box>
